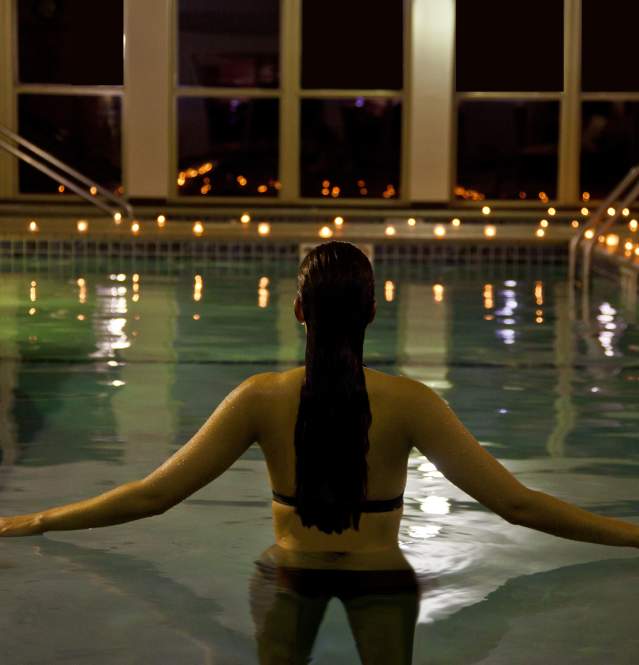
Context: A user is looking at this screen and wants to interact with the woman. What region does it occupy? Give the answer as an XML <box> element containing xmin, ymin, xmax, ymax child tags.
<box><xmin>1</xmin><ymin>241</ymin><xmax>638</xmax><ymax>663</ymax></box>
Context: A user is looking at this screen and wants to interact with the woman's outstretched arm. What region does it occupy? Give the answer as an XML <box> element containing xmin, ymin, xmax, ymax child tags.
<box><xmin>0</xmin><ymin>373</ymin><xmax>270</xmax><ymax>537</ymax></box>
<box><xmin>400</xmin><ymin>377</ymin><xmax>639</xmax><ymax>549</ymax></box>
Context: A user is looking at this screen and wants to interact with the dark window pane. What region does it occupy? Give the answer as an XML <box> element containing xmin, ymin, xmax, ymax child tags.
<box><xmin>302</xmin><ymin>1</ymin><xmax>403</xmax><ymax>90</ymax></box>
<box><xmin>177</xmin><ymin>97</ymin><xmax>279</xmax><ymax>197</ymax></box>
<box><xmin>456</xmin><ymin>0</ymin><xmax>563</xmax><ymax>92</ymax></box>
<box><xmin>582</xmin><ymin>0</ymin><xmax>639</xmax><ymax>92</ymax></box>
<box><xmin>300</xmin><ymin>98</ymin><xmax>401</xmax><ymax>199</ymax></box>
<box><xmin>456</xmin><ymin>101</ymin><xmax>560</xmax><ymax>201</ymax></box>
<box><xmin>18</xmin><ymin>94</ymin><xmax>122</xmax><ymax>194</ymax></box>
<box><xmin>18</xmin><ymin>0</ymin><xmax>123</xmax><ymax>85</ymax></box>
<box><xmin>178</xmin><ymin>0</ymin><xmax>279</xmax><ymax>88</ymax></box>
<box><xmin>581</xmin><ymin>102</ymin><xmax>639</xmax><ymax>199</ymax></box>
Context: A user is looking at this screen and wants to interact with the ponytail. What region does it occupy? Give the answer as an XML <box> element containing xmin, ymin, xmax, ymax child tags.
<box><xmin>293</xmin><ymin>241</ymin><xmax>375</xmax><ymax>534</ymax></box>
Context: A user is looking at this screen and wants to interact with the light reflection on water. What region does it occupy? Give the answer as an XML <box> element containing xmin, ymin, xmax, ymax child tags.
<box><xmin>0</xmin><ymin>259</ymin><xmax>638</xmax><ymax>663</ymax></box>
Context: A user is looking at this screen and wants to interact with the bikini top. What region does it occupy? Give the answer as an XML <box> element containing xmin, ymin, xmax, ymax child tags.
<box><xmin>271</xmin><ymin>490</ymin><xmax>404</xmax><ymax>513</ymax></box>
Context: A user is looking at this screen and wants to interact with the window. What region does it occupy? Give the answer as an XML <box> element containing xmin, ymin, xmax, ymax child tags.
<box><xmin>581</xmin><ymin>102</ymin><xmax>639</xmax><ymax>199</ymax></box>
<box><xmin>18</xmin><ymin>95</ymin><xmax>122</xmax><ymax>194</ymax></box>
<box><xmin>456</xmin><ymin>101</ymin><xmax>560</xmax><ymax>201</ymax></box>
<box><xmin>582</xmin><ymin>0</ymin><xmax>639</xmax><ymax>92</ymax></box>
<box><xmin>456</xmin><ymin>0</ymin><xmax>563</xmax><ymax>92</ymax></box>
<box><xmin>177</xmin><ymin>98</ymin><xmax>279</xmax><ymax>197</ymax></box>
<box><xmin>17</xmin><ymin>0</ymin><xmax>123</xmax><ymax>85</ymax></box>
<box><xmin>300</xmin><ymin>98</ymin><xmax>401</xmax><ymax>199</ymax></box>
<box><xmin>178</xmin><ymin>0</ymin><xmax>280</xmax><ymax>88</ymax></box>
<box><xmin>302</xmin><ymin>0</ymin><xmax>403</xmax><ymax>90</ymax></box>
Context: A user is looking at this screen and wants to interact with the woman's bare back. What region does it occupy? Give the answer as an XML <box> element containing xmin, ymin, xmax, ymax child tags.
<box><xmin>257</xmin><ymin>365</ymin><xmax>412</xmax><ymax>556</ymax></box>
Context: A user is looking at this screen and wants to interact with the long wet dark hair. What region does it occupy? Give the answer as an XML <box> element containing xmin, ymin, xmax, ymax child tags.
<box><xmin>294</xmin><ymin>241</ymin><xmax>375</xmax><ymax>535</ymax></box>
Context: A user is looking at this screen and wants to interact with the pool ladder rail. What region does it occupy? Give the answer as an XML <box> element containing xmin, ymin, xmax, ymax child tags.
<box><xmin>0</xmin><ymin>123</ymin><xmax>134</xmax><ymax>223</ymax></box>
<box><xmin>568</xmin><ymin>164</ymin><xmax>639</xmax><ymax>324</ymax></box>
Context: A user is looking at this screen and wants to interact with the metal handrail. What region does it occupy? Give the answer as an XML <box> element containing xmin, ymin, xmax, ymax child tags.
<box><xmin>0</xmin><ymin>124</ymin><xmax>134</xmax><ymax>220</ymax></box>
<box><xmin>568</xmin><ymin>165</ymin><xmax>639</xmax><ymax>289</ymax></box>
<box><xmin>568</xmin><ymin>164</ymin><xmax>639</xmax><ymax>324</ymax></box>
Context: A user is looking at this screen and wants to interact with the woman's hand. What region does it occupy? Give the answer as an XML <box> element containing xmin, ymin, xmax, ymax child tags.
<box><xmin>0</xmin><ymin>514</ymin><xmax>43</xmax><ymax>537</ymax></box>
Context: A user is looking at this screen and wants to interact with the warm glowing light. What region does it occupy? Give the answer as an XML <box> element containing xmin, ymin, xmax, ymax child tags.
<box><xmin>484</xmin><ymin>224</ymin><xmax>496</xmax><ymax>237</ymax></box>
<box><xmin>385</xmin><ymin>225</ymin><xmax>396</xmax><ymax>236</ymax></box>
<box><xmin>193</xmin><ymin>221</ymin><xmax>204</xmax><ymax>236</ymax></box>
<box><xmin>535</xmin><ymin>228</ymin><xmax>545</xmax><ymax>237</ymax></box>
<box><xmin>582</xmin><ymin>192</ymin><xmax>590</xmax><ymax>201</ymax></box>
<box><xmin>607</xmin><ymin>207</ymin><xmax>616</xmax><ymax>216</ymax></box>
<box><xmin>622</xmin><ymin>208</ymin><xmax>630</xmax><ymax>217</ymax></box>
<box><xmin>547</xmin><ymin>207</ymin><xmax>556</xmax><ymax>216</ymax></box>
<box><xmin>334</xmin><ymin>216</ymin><xmax>344</xmax><ymax>226</ymax></box>
<box><xmin>451</xmin><ymin>217</ymin><xmax>461</xmax><ymax>226</ymax></box>
<box><xmin>581</xmin><ymin>207</ymin><xmax>589</xmax><ymax>216</ymax></box>
<box><xmin>113</xmin><ymin>212</ymin><xmax>122</xmax><ymax>223</ymax></box>
<box><xmin>29</xmin><ymin>281</ymin><xmax>36</xmax><ymax>302</ymax></box>
<box><xmin>193</xmin><ymin>274</ymin><xmax>203</xmax><ymax>302</ymax></box>
<box><xmin>237</xmin><ymin>175</ymin><xmax>247</xmax><ymax>186</ymax></box>
<box><xmin>257</xmin><ymin>184</ymin><xmax>268</xmax><ymax>193</ymax></box>
<box><xmin>384</xmin><ymin>280</ymin><xmax>395</xmax><ymax>302</ymax></box>
<box><xmin>193</xmin><ymin>313</ymin><xmax>200</xmax><ymax>321</ymax></box>
<box><xmin>481</xmin><ymin>206</ymin><xmax>491</xmax><ymax>215</ymax></box>
<box><xmin>259</xmin><ymin>276</ymin><xmax>269</xmax><ymax>289</ymax></box>
<box><xmin>434</xmin><ymin>224</ymin><xmax>446</xmax><ymax>237</ymax></box>
<box><xmin>598</xmin><ymin>235</ymin><xmax>605</xmax><ymax>243</ymax></box>
<box><xmin>240</xmin><ymin>213</ymin><xmax>251</xmax><ymax>224</ymax></box>
<box><xmin>156</xmin><ymin>214</ymin><xmax>166</xmax><ymax>228</ymax></box>
<box><xmin>535</xmin><ymin>316</ymin><xmax>543</xmax><ymax>324</ymax></box>
<box><xmin>483</xmin><ymin>284</ymin><xmax>494</xmax><ymax>309</ymax></box>
<box><xmin>77</xmin><ymin>220</ymin><xmax>88</xmax><ymax>233</ymax></box>
<box><xmin>433</xmin><ymin>284</ymin><xmax>444</xmax><ymax>302</ymax></box>
<box><xmin>322</xmin><ymin>188</ymin><xmax>330</xmax><ymax>196</ymax></box>
<box><xmin>605</xmin><ymin>234</ymin><xmax>619</xmax><ymax>247</ymax></box>
<box><xmin>331</xmin><ymin>186</ymin><xmax>341</xmax><ymax>197</ymax></box>
<box><xmin>539</xmin><ymin>219</ymin><xmax>549</xmax><ymax>228</ymax></box>
<box><xmin>407</xmin><ymin>217</ymin><xmax>416</xmax><ymax>226</ymax></box>
<box><xmin>28</xmin><ymin>220</ymin><xmax>38</xmax><ymax>232</ymax></box>
<box><xmin>630</xmin><ymin>219</ymin><xmax>638</xmax><ymax>232</ymax></box>
<box><xmin>258</xmin><ymin>222</ymin><xmax>271</xmax><ymax>236</ymax></box>
<box><xmin>635</xmin><ymin>247</ymin><xmax>639</xmax><ymax>256</ymax></box>
<box><xmin>584</xmin><ymin>229</ymin><xmax>595</xmax><ymax>239</ymax></box>
<box><xmin>624</xmin><ymin>240</ymin><xmax>634</xmax><ymax>251</ymax></box>
<box><xmin>131</xmin><ymin>222</ymin><xmax>140</xmax><ymax>234</ymax></box>
<box><xmin>77</xmin><ymin>278</ymin><xmax>85</xmax><ymax>287</ymax></box>
<box><xmin>58</xmin><ymin>184</ymin><xmax>65</xmax><ymax>193</ymax></box>
<box><xmin>322</xmin><ymin>180</ymin><xmax>330</xmax><ymax>188</ymax></box>
<box><xmin>571</xmin><ymin>220</ymin><xmax>579</xmax><ymax>228</ymax></box>
<box><xmin>132</xmin><ymin>274</ymin><xmax>139</xmax><ymax>283</ymax></box>
<box><xmin>319</xmin><ymin>225</ymin><xmax>333</xmax><ymax>238</ymax></box>
<box><xmin>90</xmin><ymin>186</ymin><xmax>97</xmax><ymax>196</ymax></box>
<box><xmin>77</xmin><ymin>314</ymin><xmax>85</xmax><ymax>321</ymax></box>
<box><xmin>535</xmin><ymin>280</ymin><xmax>543</xmax><ymax>305</ymax></box>
<box><xmin>28</xmin><ymin>307</ymin><xmax>36</xmax><ymax>315</ymax></box>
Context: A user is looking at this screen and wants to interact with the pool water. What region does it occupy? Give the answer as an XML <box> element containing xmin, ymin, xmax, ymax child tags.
<box><xmin>1</xmin><ymin>258</ymin><xmax>638</xmax><ymax>664</ymax></box>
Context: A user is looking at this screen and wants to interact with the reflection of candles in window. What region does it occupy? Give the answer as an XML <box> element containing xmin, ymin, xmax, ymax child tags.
<box><xmin>193</xmin><ymin>274</ymin><xmax>203</xmax><ymax>302</ymax></box>
<box><xmin>193</xmin><ymin>221</ymin><xmax>204</xmax><ymax>236</ymax></box>
<box><xmin>157</xmin><ymin>214</ymin><xmax>166</xmax><ymax>228</ymax></box>
<box><xmin>30</xmin><ymin>280</ymin><xmax>37</xmax><ymax>302</ymax></box>
<box><xmin>483</xmin><ymin>283</ymin><xmax>493</xmax><ymax>309</ymax></box>
<box><xmin>629</xmin><ymin>219</ymin><xmax>638</xmax><ymax>232</ymax></box>
<box><xmin>258</xmin><ymin>276</ymin><xmax>269</xmax><ymax>308</ymax></box>
<box><xmin>77</xmin><ymin>277</ymin><xmax>87</xmax><ymax>304</ymax></box>
<box><xmin>434</xmin><ymin>224</ymin><xmax>446</xmax><ymax>237</ymax></box>
<box><xmin>77</xmin><ymin>220</ymin><xmax>88</xmax><ymax>233</ymax></box>
<box><xmin>28</xmin><ymin>220</ymin><xmax>38</xmax><ymax>232</ymax></box>
<box><xmin>433</xmin><ymin>283</ymin><xmax>444</xmax><ymax>303</ymax></box>
<box><xmin>534</xmin><ymin>280</ymin><xmax>543</xmax><ymax>306</ymax></box>
<box><xmin>113</xmin><ymin>212</ymin><xmax>122</xmax><ymax>224</ymax></box>
<box><xmin>384</xmin><ymin>280</ymin><xmax>395</xmax><ymax>302</ymax></box>
<box><xmin>484</xmin><ymin>225</ymin><xmax>496</xmax><ymax>237</ymax></box>
<box><xmin>257</xmin><ymin>222</ymin><xmax>271</xmax><ymax>236</ymax></box>
<box><xmin>407</xmin><ymin>217</ymin><xmax>416</xmax><ymax>227</ymax></box>
<box><xmin>240</xmin><ymin>213</ymin><xmax>251</xmax><ymax>224</ymax></box>
<box><xmin>318</xmin><ymin>225</ymin><xmax>333</xmax><ymax>238</ymax></box>
<box><xmin>29</xmin><ymin>307</ymin><xmax>36</xmax><ymax>316</ymax></box>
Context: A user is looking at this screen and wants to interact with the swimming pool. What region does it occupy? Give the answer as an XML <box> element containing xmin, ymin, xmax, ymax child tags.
<box><xmin>1</xmin><ymin>256</ymin><xmax>638</xmax><ymax>664</ymax></box>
